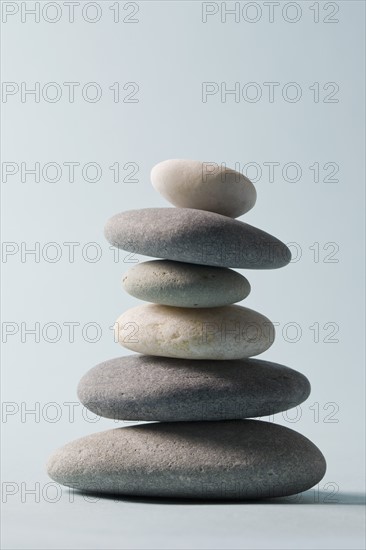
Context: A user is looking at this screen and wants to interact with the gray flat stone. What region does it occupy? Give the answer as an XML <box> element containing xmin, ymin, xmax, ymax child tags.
<box><xmin>122</xmin><ymin>260</ymin><xmax>251</xmax><ymax>308</ymax></box>
<box><xmin>151</xmin><ymin>159</ymin><xmax>257</xmax><ymax>218</ymax></box>
<box><xmin>77</xmin><ymin>355</ymin><xmax>311</xmax><ymax>421</ymax></box>
<box><xmin>115</xmin><ymin>304</ymin><xmax>274</xmax><ymax>360</ymax></box>
<box><xmin>104</xmin><ymin>208</ymin><xmax>291</xmax><ymax>269</ymax></box>
<box><xmin>47</xmin><ymin>420</ymin><xmax>326</xmax><ymax>499</ymax></box>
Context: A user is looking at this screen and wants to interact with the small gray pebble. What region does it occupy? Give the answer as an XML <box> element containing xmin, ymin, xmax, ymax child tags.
<box><xmin>122</xmin><ymin>260</ymin><xmax>250</xmax><ymax>308</ymax></box>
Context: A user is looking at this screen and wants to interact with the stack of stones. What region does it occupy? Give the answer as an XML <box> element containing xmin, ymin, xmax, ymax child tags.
<box><xmin>48</xmin><ymin>159</ymin><xmax>326</xmax><ymax>500</ymax></box>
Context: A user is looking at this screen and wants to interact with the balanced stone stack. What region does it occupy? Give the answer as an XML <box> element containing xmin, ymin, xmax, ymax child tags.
<box><xmin>48</xmin><ymin>159</ymin><xmax>326</xmax><ymax>500</ymax></box>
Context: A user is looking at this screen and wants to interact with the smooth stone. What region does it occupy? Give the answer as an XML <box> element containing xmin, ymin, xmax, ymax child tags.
<box><xmin>115</xmin><ymin>304</ymin><xmax>274</xmax><ymax>360</ymax></box>
<box><xmin>47</xmin><ymin>420</ymin><xmax>326</xmax><ymax>499</ymax></box>
<box><xmin>77</xmin><ymin>355</ymin><xmax>311</xmax><ymax>422</ymax></box>
<box><xmin>104</xmin><ymin>208</ymin><xmax>291</xmax><ymax>269</ymax></box>
<box><xmin>151</xmin><ymin>159</ymin><xmax>257</xmax><ymax>218</ymax></box>
<box><xmin>122</xmin><ymin>260</ymin><xmax>251</xmax><ymax>308</ymax></box>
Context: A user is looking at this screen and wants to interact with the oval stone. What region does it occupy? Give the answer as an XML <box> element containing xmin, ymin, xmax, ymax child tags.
<box><xmin>104</xmin><ymin>208</ymin><xmax>291</xmax><ymax>269</ymax></box>
<box><xmin>115</xmin><ymin>304</ymin><xmax>274</xmax><ymax>360</ymax></box>
<box><xmin>122</xmin><ymin>260</ymin><xmax>250</xmax><ymax>308</ymax></box>
<box><xmin>47</xmin><ymin>420</ymin><xmax>326</xmax><ymax>499</ymax></box>
<box><xmin>77</xmin><ymin>355</ymin><xmax>311</xmax><ymax>422</ymax></box>
<box><xmin>151</xmin><ymin>159</ymin><xmax>257</xmax><ymax>218</ymax></box>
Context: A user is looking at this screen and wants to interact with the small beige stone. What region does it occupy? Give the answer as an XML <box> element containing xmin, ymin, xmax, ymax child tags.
<box><xmin>115</xmin><ymin>303</ymin><xmax>274</xmax><ymax>360</ymax></box>
<box><xmin>151</xmin><ymin>159</ymin><xmax>256</xmax><ymax>218</ymax></box>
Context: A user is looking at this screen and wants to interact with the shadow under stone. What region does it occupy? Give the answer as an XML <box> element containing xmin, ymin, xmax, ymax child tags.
<box><xmin>69</xmin><ymin>489</ymin><xmax>366</xmax><ymax>506</ymax></box>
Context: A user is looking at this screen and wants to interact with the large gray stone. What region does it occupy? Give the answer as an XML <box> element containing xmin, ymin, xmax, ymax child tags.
<box><xmin>151</xmin><ymin>159</ymin><xmax>257</xmax><ymax>218</ymax></box>
<box><xmin>115</xmin><ymin>304</ymin><xmax>274</xmax><ymax>360</ymax></box>
<box><xmin>122</xmin><ymin>260</ymin><xmax>250</xmax><ymax>308</ymax></box>
<box><xmin>77</xmin><ymin>355</ymin><xmax>311</xmax><ymax>421</ymax></box>
<box><xmin>47</xmin><ymin>420</ymin><xmax>326</xmax><ymax>499</ymax></box>
<box><xmin>104</xmin><ymin>208</ymin><xmax>291</xmax><ymax>269</ymax></box>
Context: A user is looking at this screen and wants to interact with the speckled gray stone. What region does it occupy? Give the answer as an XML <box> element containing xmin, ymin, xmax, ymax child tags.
<box><xmin>122</xmin><ymin>260</ymin><xmax>251</xmax><ymax>308</ymax></box>
<box><xmin>115</xmin><ymin>304</ymin><xmax>274</xmax><ymax>360</ymax></box>
<box><xmin>47</xmin><ymin>420</ymin><xmax>326</xmax><ymax>499</ymax></box>
<box><xmin>104</xmin><ymin>208</ymin><xmax>291</xmax><ymax>269</ymax></box>
<box><xmin>77</xmin><ymin>355</ymin><xmax>311</xmax><ymax>422</ymax></box>
<box><xmin>151</xmin><ymin>159</ymin><xmax>257</xmax><ymax>218</ymax></box>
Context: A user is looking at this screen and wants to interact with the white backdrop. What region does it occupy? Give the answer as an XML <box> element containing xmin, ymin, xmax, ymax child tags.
<box><xmin>1</xmin><ymin>1</ymin><xmax>365</xmax><ymax>549</ymax></box>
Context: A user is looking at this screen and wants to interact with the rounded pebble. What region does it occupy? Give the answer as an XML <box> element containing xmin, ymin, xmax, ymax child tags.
<box><xmin>104</xmin><ymin>208</ymin><xmax>291</xmax><ymax>270</ymax></box>
<box><xmin>47</xmin><ymin>420</ymin><xmax>326</xmax><ymax>500</ymax></box>
<box><xmin>78</xmin><ymin>354</ymin><xmax>311</xmax><ymax>422</ymax></box>
<box><xmin>115</xmin><ymin>303</ymin><xmax>274</xmax><ymax>360</ymax></box>
<box><xmin>151</xmin><ymin>159</ymin><xmax>256</xmax><ymax>218</ymax></box>
<box><xmin>122</xmin><ymin>260</ymin><xmax>250</xmax><ymax>308</ymax></box>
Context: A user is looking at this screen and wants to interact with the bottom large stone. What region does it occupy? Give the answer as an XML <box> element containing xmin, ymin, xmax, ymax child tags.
<box><xmin>47</xmin><ymin>420</ymin><xmax>326</xmax><ymax>500</ymax></box>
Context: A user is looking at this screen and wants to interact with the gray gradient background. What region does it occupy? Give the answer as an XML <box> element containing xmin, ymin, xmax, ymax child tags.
<box><xmin>1</xmin><ymin>1</ymin><xmax>365</xmax><ymax>549</ymax></box>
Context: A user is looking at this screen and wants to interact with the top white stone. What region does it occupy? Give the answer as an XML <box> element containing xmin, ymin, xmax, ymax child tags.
<box><xmin>151</xmin><ymin>159</ymin><xmax>257</xmax><ymax>218</ymax></box>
